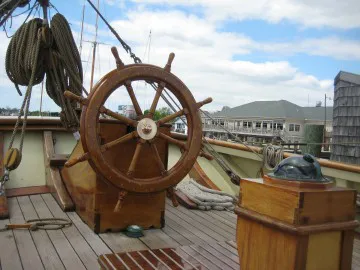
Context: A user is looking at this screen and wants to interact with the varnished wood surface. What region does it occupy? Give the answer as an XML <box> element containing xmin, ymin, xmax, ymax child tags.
<box><xmin>1</xmin><ymin>194</ymin><xmax>360</xmax><ymax>269</ymax></box>
<box><xmin>239</xmin><ymin>178</ymin><xmax>356</xmax><ymax>226</ymax></box>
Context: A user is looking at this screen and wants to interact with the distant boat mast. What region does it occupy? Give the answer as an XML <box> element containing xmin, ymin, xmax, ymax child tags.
<box><xmin>90</xmin><ymin>0</ymin><xmax>100</xmax><ymax>92</ymax></box>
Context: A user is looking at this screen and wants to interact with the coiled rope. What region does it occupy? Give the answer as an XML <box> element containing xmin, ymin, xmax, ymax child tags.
<box><xmin>4</xmin><ymin>13</ymin><xmax>83</xmax><ymax>173</ymax></box>
<box><xmin>6</xmin><ymin>14</ymin><xmax>83</xmax><ymax>134</ymax></box>
<box><xmin>262</xmin><ymin>144</ymin><xmax>284</xmax><ymax>171</ymax></box>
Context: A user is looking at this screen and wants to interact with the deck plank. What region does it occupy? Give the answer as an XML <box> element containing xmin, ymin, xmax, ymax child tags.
<box><xmin>195</xmin><ymin>244</ymin><xmax>239</xmax><ymax>269</ymax></box>
<box><xmin>165</xmin><ymin>214</ymin><xmax>207</xmax><ymax>245</ymax></box>
<box><xmin>166</xmin><ymin>207</ymin><xmax>224</xmax><ymax>243</ymax></box>
<box><xmin>140</xmin><ymin>229</ymin><xmax>180</xmax><ymax>249</ymax></box>
<box><xmin>173</xmin><ymin>203</ymin><xmax>236</xmax><ymax>235</ymax></box>
<box><xmin>42</xmin><ymin>194</ymin><xmax>100</xmax><ymax>270</ymax></box>
<box><xmin>100</xmin><ymin>232</ymin><xmax>149</xmax><ymax>253</ymax></box>
<box><xmin>205</xmin><ymin>210</ymin><xmax>237</xmax><ymax>230</ymax></box>
<box><xmin>8</xmin><ymin>197</ymin><xmax>45</xmax><ymax>270</ymax></box>
<box><xmin>66</xmin><ymin>212</ymin><xmax>111</xmax><ymax>256</ymax></box>
<box><xmin>4</xmin><ymin>194</ymin><xmax>360</xmax><ymax>270</ymax></box>
<box><xmin>180</xmin><ymin>246</ymin><xmax>220</xmax><ymax>270</ymax></box>
<box><xmin>17</xmin><ymin>196</ymin><xmax>65</xmax><ymax>270</ymax></box>
<box><xmin>166</xmin><ymin>201</ymin><xmax>234</xmax><ymax>240</ymax></box>
<box><xmin>161</xmin><ymin>223</ymin><xmax>192</xmax><ymax>246</ymax></box>
<box><xmin>189</xmin><ymin>245</ymin><xmax>233</xmax><ymax>270</ymax></box>
<box><xmin>0</xmin><ymin>218</ymin><xmax>23</xmax><ymax>270</ymax></box>
<box><xmin>30</xmin><ymin>195</ymin><xmax>86</xmax><ymax>270</ymax></box>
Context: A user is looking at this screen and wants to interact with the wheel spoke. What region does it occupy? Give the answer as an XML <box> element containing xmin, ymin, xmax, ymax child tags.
<box><xmin>100</xmin><ymin>106</ymin><xmax>137</xmax><ymax>127</ymax></box>
<box><xmin>150</xmin><ymin>143</ymin><xmax>166</xmax><ymax>174</ymax></box>
<box><xmin>125</xmin><ymin>81</ymin><xmax>143</xmax><ymax>116</ymax></box>
<box><xmin>148</xmin><ymin>82</ymin><xmax>165</xmax><ymax>117</ymax></box>
<box><xmin>65</xmin><ymin>152</ymin><xmax>90</xmax><ymax>167</ymax></box>
<box><xmin>157</xmin><ymin>108</ymin><xmax>186</xmax><ymax>126</ymax></box>
<box><xmin>101</xmin><ymin>131</ymin><xmax>137</xmax><ymax>152</ymax></box>
<box><xmin>158</xmin><ymin>132</ymin><xmax>186</xmax><ymax>149</ymax></box>
<box><xmin>127</xmin><ymin>142</ymin><xmax>143</xmax><ymax>176</ymax></box>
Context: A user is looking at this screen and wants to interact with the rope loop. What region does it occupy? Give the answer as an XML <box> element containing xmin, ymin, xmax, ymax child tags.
<box><xmin>262</xmin><ymin>144</ymin><xmax>284</xmax><ymax>171</ymax></box>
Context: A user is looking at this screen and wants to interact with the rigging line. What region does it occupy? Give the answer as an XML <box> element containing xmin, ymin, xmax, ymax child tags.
<box><xmin>7</xmin><ymin>3</ymin><xmax>31</xmax><ymax>18</ymax></box>
<box><xmin>140</xmin><ymin>30</ymin><xmax>151</xmax><ymax>109</ymax></box>
<box><xmin>148</xmin><ymin>30</ymin><xmax>151</xmax><ymax>63</ymax></box>
<box><xmin>49</xmin><ymin>3</ymin><xmax>59</xmax><ymax>14</ymax></box>
<box><xmin>86</xmin><ymin>0</ymin><xmax>141</xmax><ymax>63</ymax></box>
<box><xmin>0</xmin><ymin>0</ymin><xmax>24</xmax><ymax>27</ymax></box>
<box><xmin>97</xmin><ymin>41</ymin><xmax>101</xmax><ymax>76</ymax></box>
<box><xmin>79</xmin><ymin>2</ymin><xmax>85</xmax><ymax>57</ymax></box>
<box><xmin>83</xmin><ymin>43</ymin><xmax>93</xmax><ymax>80</ymax></box>
<box><xmin>0</xmin><ymin>0</ymin><xmax>12</xmax><ymax>10</ymax></box>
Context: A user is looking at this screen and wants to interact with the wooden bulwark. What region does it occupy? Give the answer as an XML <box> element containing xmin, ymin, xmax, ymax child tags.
<box><xmin>43</xmin><ymin>131</ymin><xmax>74</xmax><ymax>211</ymax></box>
<box><xmin>0</xmin><ymin>131</ymin><xmax>9</xmax><ymax>219</ymax></box>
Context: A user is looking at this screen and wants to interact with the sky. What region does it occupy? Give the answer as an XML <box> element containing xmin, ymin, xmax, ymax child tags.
<box><xmin>0</xmin><ymin>0</ymin><xmax>359</xmax><ymax>113</ymax></box>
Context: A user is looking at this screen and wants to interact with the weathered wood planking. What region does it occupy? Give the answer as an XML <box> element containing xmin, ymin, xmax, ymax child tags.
<box><xmin>66</xmin><ymin>211</ymin><xmax>112</xmax><ymax>256</ymax></box>
<box><xmin>165</xmin><ymin>214</ymin><xmax>208</xmax><ymax>246</ymax></box>
<box><xmin>166</xmin><ymin>200</ymin><xmax>235</xmax><ymax>239</ymax></box>
<box><xmin>8</xmin><ymin>197</ymin><xmax>45</xmax><ymax>270</ymax></box>
<box><xmin>0</xmin><ymin>218</ymin><xmax>23</xmax><ymax>270</ymax></box>
<box><xmin>2</xmin><ymin>193</ymin><xmax>360</xmax><ymax>269</ymax></box>
<box><xmin>166</xmin><ymin>204</ymin><xmax>229</xmax><ymax>242</ymax></box>
<box><xmin>42</xmin><ymin>194</ymin><xmax>100</xmax><ymax>270</ymax></box>
<box><xmin>99</xmin><ymin>231</ymin><xmax>149</xmax><ymax>253</ymax></box>
<box><xmin>140</xmin><ymin>228</ymin><xmax>180</xmax><ymax>250</ymax></box>
<box><xmin>30</xmin><ymin>195</ymin><xmax>86</xmax><ymax>270</ymax></box>
<box><xmin>17</xmin><ymin>196</ymin><xmax>65</xmax><ymax>270</ymax></box>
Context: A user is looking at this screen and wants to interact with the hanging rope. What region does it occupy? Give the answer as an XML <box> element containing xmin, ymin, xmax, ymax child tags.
<box><xmin>2</xmin><ymin>13</ymin><xmax>84</xmax><ymax>178</ymax></box>
<box><xmin>5</xmin><ymin>14</ymin><xmax>84</xmax><ymax>132</ymax></box>
<box><xmin>6</xmin><ymin>20</ymin><xmax>42</xmax><ymax>161</ymax></box>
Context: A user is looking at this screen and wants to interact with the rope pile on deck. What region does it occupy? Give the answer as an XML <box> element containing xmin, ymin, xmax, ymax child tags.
<box><xmin>175</xmin><ymin>179</ymin><xmax>237</xmax><ymax>211</ymax></box>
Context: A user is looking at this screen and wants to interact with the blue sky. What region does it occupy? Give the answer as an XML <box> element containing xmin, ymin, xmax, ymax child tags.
<box><xmin>0</xmin><ymin>0</ymin><xmax>359</xmax><ymax>112</ymax></box>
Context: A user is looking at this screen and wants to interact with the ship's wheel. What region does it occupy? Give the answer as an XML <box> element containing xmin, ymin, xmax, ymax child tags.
<box><xmin>64</xmin><ymin>48</ymin><xmax>212</xmax><ymax>193</ymax></box>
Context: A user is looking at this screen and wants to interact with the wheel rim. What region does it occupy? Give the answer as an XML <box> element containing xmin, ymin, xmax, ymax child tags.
<box><xmin>81</xmin><ymin>64</ymin><xmax>203</xmax><ymax>193</ymax></box>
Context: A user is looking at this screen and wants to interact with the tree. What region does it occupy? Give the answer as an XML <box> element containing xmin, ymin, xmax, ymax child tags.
<box><xmin>143</xmin><ymin>107</ymin><xmax>172</xmax><ymax>121</ymax></box>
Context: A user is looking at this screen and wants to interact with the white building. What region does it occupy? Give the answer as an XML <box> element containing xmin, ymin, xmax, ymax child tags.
<box><xmin>202</xmin><ymin>100</ymin><xmax>333</xmax><ymax>145</ymax></box>
<box><xmin>172</xmin><ymin>117</ymin><xmax>187</xmax><ymax>134</ymax></box>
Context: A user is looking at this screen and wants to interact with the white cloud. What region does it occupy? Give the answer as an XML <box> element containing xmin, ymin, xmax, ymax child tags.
<box><xmin>258</xmin><ymin>37</ymin><xmax>360</xmax><ymax>61</ymax></box>
<box><xmin>0</xmin><ymin>4</ymin><xmax>352</xmax><ymax>113</ymax></box>
<box><xmin>103</xmin><ymin>9</ymin><xmax>335</xmax><ymax>111</ymax></box>
<box><xmin>131</xmin><ymin>0</ymin><xmax>360</xmax><ymax>29</ymax></box>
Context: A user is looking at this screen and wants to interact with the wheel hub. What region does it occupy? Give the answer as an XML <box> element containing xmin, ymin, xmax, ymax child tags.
<box><xmin>137</xmin><ymin>118</ymin><xmax>157</xmax><ymax>140</ymax></box>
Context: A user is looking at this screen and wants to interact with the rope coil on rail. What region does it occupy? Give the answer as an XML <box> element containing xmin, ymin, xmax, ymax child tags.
<box><xmin>262</xmin><ymin>144</ymin><xmax>284</xmax><ymax>171</ymax></box>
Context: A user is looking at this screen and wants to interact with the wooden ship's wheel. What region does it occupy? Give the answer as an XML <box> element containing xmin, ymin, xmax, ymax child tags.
<box><xmin>61</xmin><ymin>48</ymin><xmax>212</xmax><ymax>232</ymax></box>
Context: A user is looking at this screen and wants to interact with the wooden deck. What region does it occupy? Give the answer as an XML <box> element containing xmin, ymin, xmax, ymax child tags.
<box><xmin>0</xmin><ymin>193</ymin><xmax>359</xmax><ymax>269</ymax></box>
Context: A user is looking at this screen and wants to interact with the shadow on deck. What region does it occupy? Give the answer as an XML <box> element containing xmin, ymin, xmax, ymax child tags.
<box><xmin>0</xmin><ymin>194</ymin><xmax>359</xmax><ymax>269</ymax></box>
